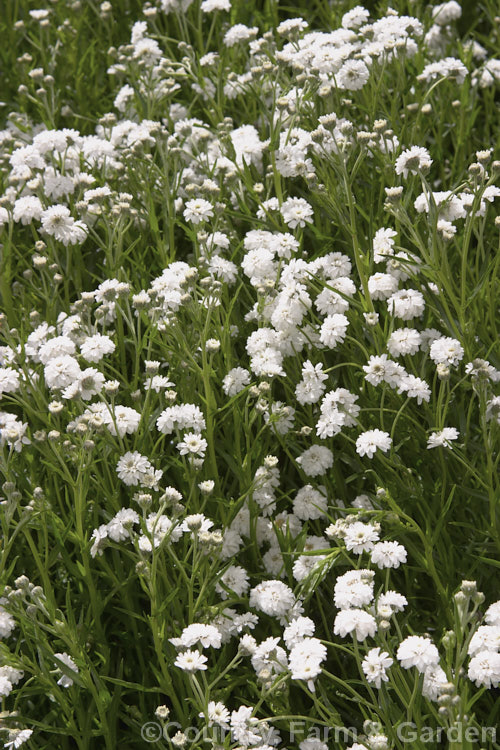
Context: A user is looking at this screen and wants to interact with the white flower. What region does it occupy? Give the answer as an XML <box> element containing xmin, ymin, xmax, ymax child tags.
<box><xmin>432</xmin><ymin>1</ymin><xmax>462</xmax><ymax>25</ymax></box>
<box><xmin>183</xmin><ymin>198</ymin><xmax>214</xmax><ymax>224</ymax></box>
<box><xmin>178</xmin><ymin>624</ymin><xmax>222</xmax><ymax>649</ymax></box>
<box><xmin>295</xmin><ymin>360</ymin><xmax>328</xmax><ymax>405</ymax></box>
<box><xmin>362</xmin><ymin>647</ymin><xmax>393</xmax><ymax>688</ymax></box>
<box><xmin>13</xmin><ymin>196</ymin><xmax>43</xmax><ymax>224</ymax></box>
<box><xmin>485</xmin><ymin>601</ymin><xmax>500</xmax><ymax>626</ymax></box>
<box><xmin>356</xmin><ymin>430</ymin><xmax>392</xmax><ymax>459</ymax></box>
<box><xmin>363</xmin><ymin>354</ymin><xmax>405</xmax><ymax>388</ymax></box>
<box><xmin>368</xmin><ymin>272</ymin><xmax>398</xmax><ymax>301</ymax></box>
<box><xmin>280</xmin><ymin>197</ymin><xmax>314</xmax><ymax>229</ymax></box>
<box><xmin>44</xmin><ymin>355</ymin><xmax>81</xmax><ymax>390</ymax></box>
<box><xmin>104</xmin><ymin>405</ymin><xmax>141</xmax><ymax>437</ymax></box>
<box><xmin>230</xmin><ymin>705</ymin><xmax>261</xmax><ymax>746</ymax></box>
<box><xmin>371</xmin><ymin>541</ymin><xmax>407</xmax><ymax>569</ymax></box>
<box><xmin>486</xmin><ymin>397</ymin><xmax>500</xmax><ymax>424</ymax></box>
<box><xmin>422</xmin><ymin>663</ymin><xmax>448</xmax><ymax>700</ymax></box>
<box><xmin>293</xmin><ymin>535</ymin><xmax>328</xmax><ymax>582</ymax></box>
<box><xmin>316</xmin><ymin>277</ymin><xmax>355</xmax><ymax>315</ymax></box>
<box><xmin>419</xmin><ymin>57</ymin><xmax>468</xmax><ymax>85</ymax></box>
<box><xmin>334</xmin><ymin>574</ymin><xmax>374</xmax><ymax>610</ymax></box>
<box><xmin>337</xmin><ymin>59</ymin><xmax>370</xmax><ymax>90</ymax></box>
<box><xmin>0</xmin><ymin>368</ymin><xmax>20</xmax><ymax>396</ymax></box>
<box><xmin>201</xmin><ymin>0</ymin><xmax>230</xmax><ymax>11</ymax></box>
<box><xmin>399</xmin><ymin>374</ymin><xmax>431</xmax><ymax>404</ymax></box>
<box><xmin>54</xmin><ymin>652</ymin><xmax>79</xmax><ymax>687</ymax></box>
<box><xmin>293</xmin><ymin>485</ymin><xmax>328</xmax><ymax>521</ymax></box>
<box><xmin>468</xmin><ymin>625</ymin><xmax>500</xmax><ymax>656</ymax></box>
<box><xmin>181</xmin><ymin>514</ymin><xmax>213</xmax><ymax>534</ymax></box>
<box><xmin>296</xmin><ymin>445</ymin><xmax>333</xmax><ymax>477</ymax></box>
<box><xmin>334</xmin><ymin>609</ymin><xmax>377</xmax><ymax>640</ymax></box>
<box><xmin>0</xmin><ymin>674</ymin><xmax>14</xmax><ymax>697</ymax></box>
<box><xmin>373</xmin><ymin>227</ymin><xmax>397</xmax><ymax>262</ymax></box>
<box><xmin>0</xmin><ymin>667</ymin><xmax>23</xmax><ymax>690</ymax></box>
<box><xmin>62</xmin><ymin>367</ymin><xmax>105</xmax><ymax>400</ymax></box>
<box><xmin>221</xmin><ymin>529</ymin><xmax>243</xmax><ymax>559</ymax></box>
<box><xmin>200</xmin><ymin>701</ymin><xmax>230</xmax><ymax>728</ymax></box>
<box><xmin>208</xmin><ymin>256</ymin><xmax>238</xmax><ymax>284</ymax></box>
<box><xmin>216</xmin><ymin>565</ymin><xmax>249</xmax><ymax>599</ymax></box>
<box><xmin>396</xmin><ymin>636</ymin><xmax>440</xmax><ymax>672</ymax></box>
<box><xmin>107</xmin><ymin>508</ymin><xmax>140</xmax><ymax>542</ymax></box>
<box><xmin>239</xmin><ymin>634</ymin><xmax>257</xmax><ymax>655</ymax></box>
<box><xmin>0</xmin><ymin>608</ymin><xmax>15</xmax><ymax>638</ymax></box>
<box><xmin>230</xmin><ymin>125</ymin><xmax>265</xmax><ymax>168</ymax></box>
<box><xmin>249</xmin><ymin>580</ymin><xmax>296</xmax><ymax>618</ymax></box>
<box><xmin>4</xmin><ymin>729</ymin><xmax>33</xmax><ymax>749</ymax></box>
<box><xmin>250</xmin><ymin>348</ymin><xmax>285</xmax><ymax>378</ymax></box>
<box><xmin>387</xmin><ymin>289</ymin><xmax>425</xmax><ymax>320</ymax></box>
<box><xmin>429</xmin><ymin>337</ymin><xmax>464</xmax><ymax>367</ymax></box>
<box><xmin>342</xmin><ymin>5</ymin><xmax>370</xmax><ymax>29</ymax></box>
<box><xmin>39</xmin><ymin>335</ymin><xmax>76</xmax><ymax>364</ymax></box>
<box><xmin>344</xmin><ymin>522</ymin><xmax>380</xmax><ymax>554</ymax></box>
<box><xmin>277</xmin><ymin>17</ymin><xmax>308</xmax><ymax>36</ymax></box>
<box><xmin>116</xmin><ymin>452</ymin><xmax>154</xmax><ymax>486</ymax></box>
<box><xmin>145</xmin><ymin>375</ymin><xmax>175</xmax><ymax>392</ymax></box>
<box><xmin>316</xmin><ymin>388</ymin><xmax>359</xmax><ymax>439</ymax></box>
<box><xmin>468</xmin><ymin>651</ymin><xmax>500</xmax><ymax>688</ymax></box>
<box><xmin>414</xmin><ymin>190</ymin><xmax>466</xmax><ymax>221</ymax></box>
<box><xmin>319</xmin><ymin>313</ymin><xmax>349</xmax><ymax>348</ymax></box>
<box><xmin>377</xmin><ymin>591</ymin><xmax>407</xmax><ymax>614</ymax></box>
<box><xmin>288</xmin><ymin>637</ymin><xmax>327</xmax><ymax>690</ymax></box>
<box><xmin>41</xmin><ymin>205</ymin><xmax>87</xmax><ymax>245</ymax></box>
<box><xmin>223</xmin><ymin>24</ymin><xmax>258</xmax><ymax>47</ymax></box>
<box><xmin>176</xmin><ymin>432</ymin><xmax>207</xmax><ymax>457</ymax></box>
<box><xmin>90</xmin><ymin>524</ymin><xmax>109</xmax><ymax>557</ymax></box>
<box><xmin>174</xmin><ymin>649</ymin><xmax>208</xmax><ymax>672</ymax></box>
<box><xmin>395</xmin><ymin>146</ymin><xmax>432</xmax><ymax>178</ymax></box>
<box><xmin>264</xmin><ymin>401</ymin><xmax>295</xmax><ymax>434</ymax></box>
<box><xmin>283</xmin><ymin>617</ymin><xmax>315</xmax><ymax>649</ymax></box>
<box><xmin>387</xmin><ymin>328</ymin><xmax>422</xmax><ymax>357</ymax></box>
<box><xmin>366</xmin><ymin>734</ymin><xmax>390</xmax><ymax>750</ymax></box>
<box><xmin>80</xmin><ymin>334</ymin><xmax>116</xmax><ymax>362</ymax></box>
<box><xmin>157</xmin><ymin>404</ymin><xmax>206</xmax><ymax>434</ymax></box>
<box><xmin>0</xmin><ymin>206</ymin><xmax>10</xmax><ymax>227</ymax></box>
<box><xmin>299</xmin><ymin>740</ymin><xmax>328</xmax><ymax>750</ymax></box>
<box><xmin>427</xmin><ymin>427</ymin><xmax>459</xmax><ymax>449</ymax></box>
<box><xmin>141</xmin><ymin>512</ymin><xmax>182</xmax><ymax>549</ymax></box>
<box><xmin>251</xmin><ymin>636</ymin><xmax>288</xmax><ymax>677</ymax></box>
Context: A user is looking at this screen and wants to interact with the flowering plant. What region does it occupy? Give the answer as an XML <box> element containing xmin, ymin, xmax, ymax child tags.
<box><xmin>0</xmin><ymin>0</ymin><xmax>498</xmax><ymax>748</ymax></box>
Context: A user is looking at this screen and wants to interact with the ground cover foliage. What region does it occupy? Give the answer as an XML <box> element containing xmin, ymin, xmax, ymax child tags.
<box><xmin>0</xmin><ymin>0</ymin><xmax>499</xmax><ymax>748</ymax></box>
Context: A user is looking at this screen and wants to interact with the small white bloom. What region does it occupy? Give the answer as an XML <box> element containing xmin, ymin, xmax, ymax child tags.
<box><xmin>334</xmin><ymin>609</ymin><xmax>377</xmax><ymax>641</ymax></box>
<box><xmin>362</xmin><ymin>647</ymin><xmax>393</xmax><ymax>688</ymax></box>
<box><xmin>344</xmin><ymin>522</ymin><xmax>380</xmax><ymax>554</ymax></box>
<box><xmin>427</xmin><ymin>427</ymin><xmax>459</xmax><ymax>449</ymax></box>
<box><xmin>296</xmin><ymin>445</ymin><xmax>333</xmax><ymax>477</ymax></box>
<box><xmin>356</xmin><ymin>430</ymin><xmax>392</xmax><ymax>459</ymax></box>
<box><xmin>395</xmin><ymin>146</ymin><xmax>432</xmax><ymax>178</ymax></box>
<box><xmin>54</xmin><ymin>652</ymin><xmax>79</xmax><ymax>687</ymax></box>
<box><xmin>174</xmin><ymin>649</ymin><xmax>208</xmax><ymax>672</ymax></box>
<box><xmin>183</xmin><ymin>198</ymin><xmax>214</xmax><ymax>224</ymax></box>
<box><xmin>468</xmin><ymin>650</ymin><xmax>500</xmax><ymax>688</ymax></box>
<box><xmin>176</xmin><ymin>432</ymin><xmax>207</xmax><ymax>457</ymax></box>
<box><xmin>371</xmin><ymin>541</ymin><xmax>407</xmax><ymax>569</ymax></box>
<box><xmin>397</xmin><ymin>636</ymin><xmax>440</xmax><ymax>672</ymax></box>
<box><xmin>280</xmin><ymin>197</ymin><xmax>314</xmax><ymax>229</ymax></box>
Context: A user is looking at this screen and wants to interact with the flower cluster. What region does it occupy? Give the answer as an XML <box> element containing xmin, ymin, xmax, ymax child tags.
<box><xmin>0</xmin><ymin>0</ymin><xmax>498</xmax><ymax>747</ymax></box>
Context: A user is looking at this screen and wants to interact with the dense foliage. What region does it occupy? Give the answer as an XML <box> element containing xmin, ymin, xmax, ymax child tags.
<box><xmin>0</xmin><ymin>1</ymin><xmax>499</xmax><ymax>748</ymax></box>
